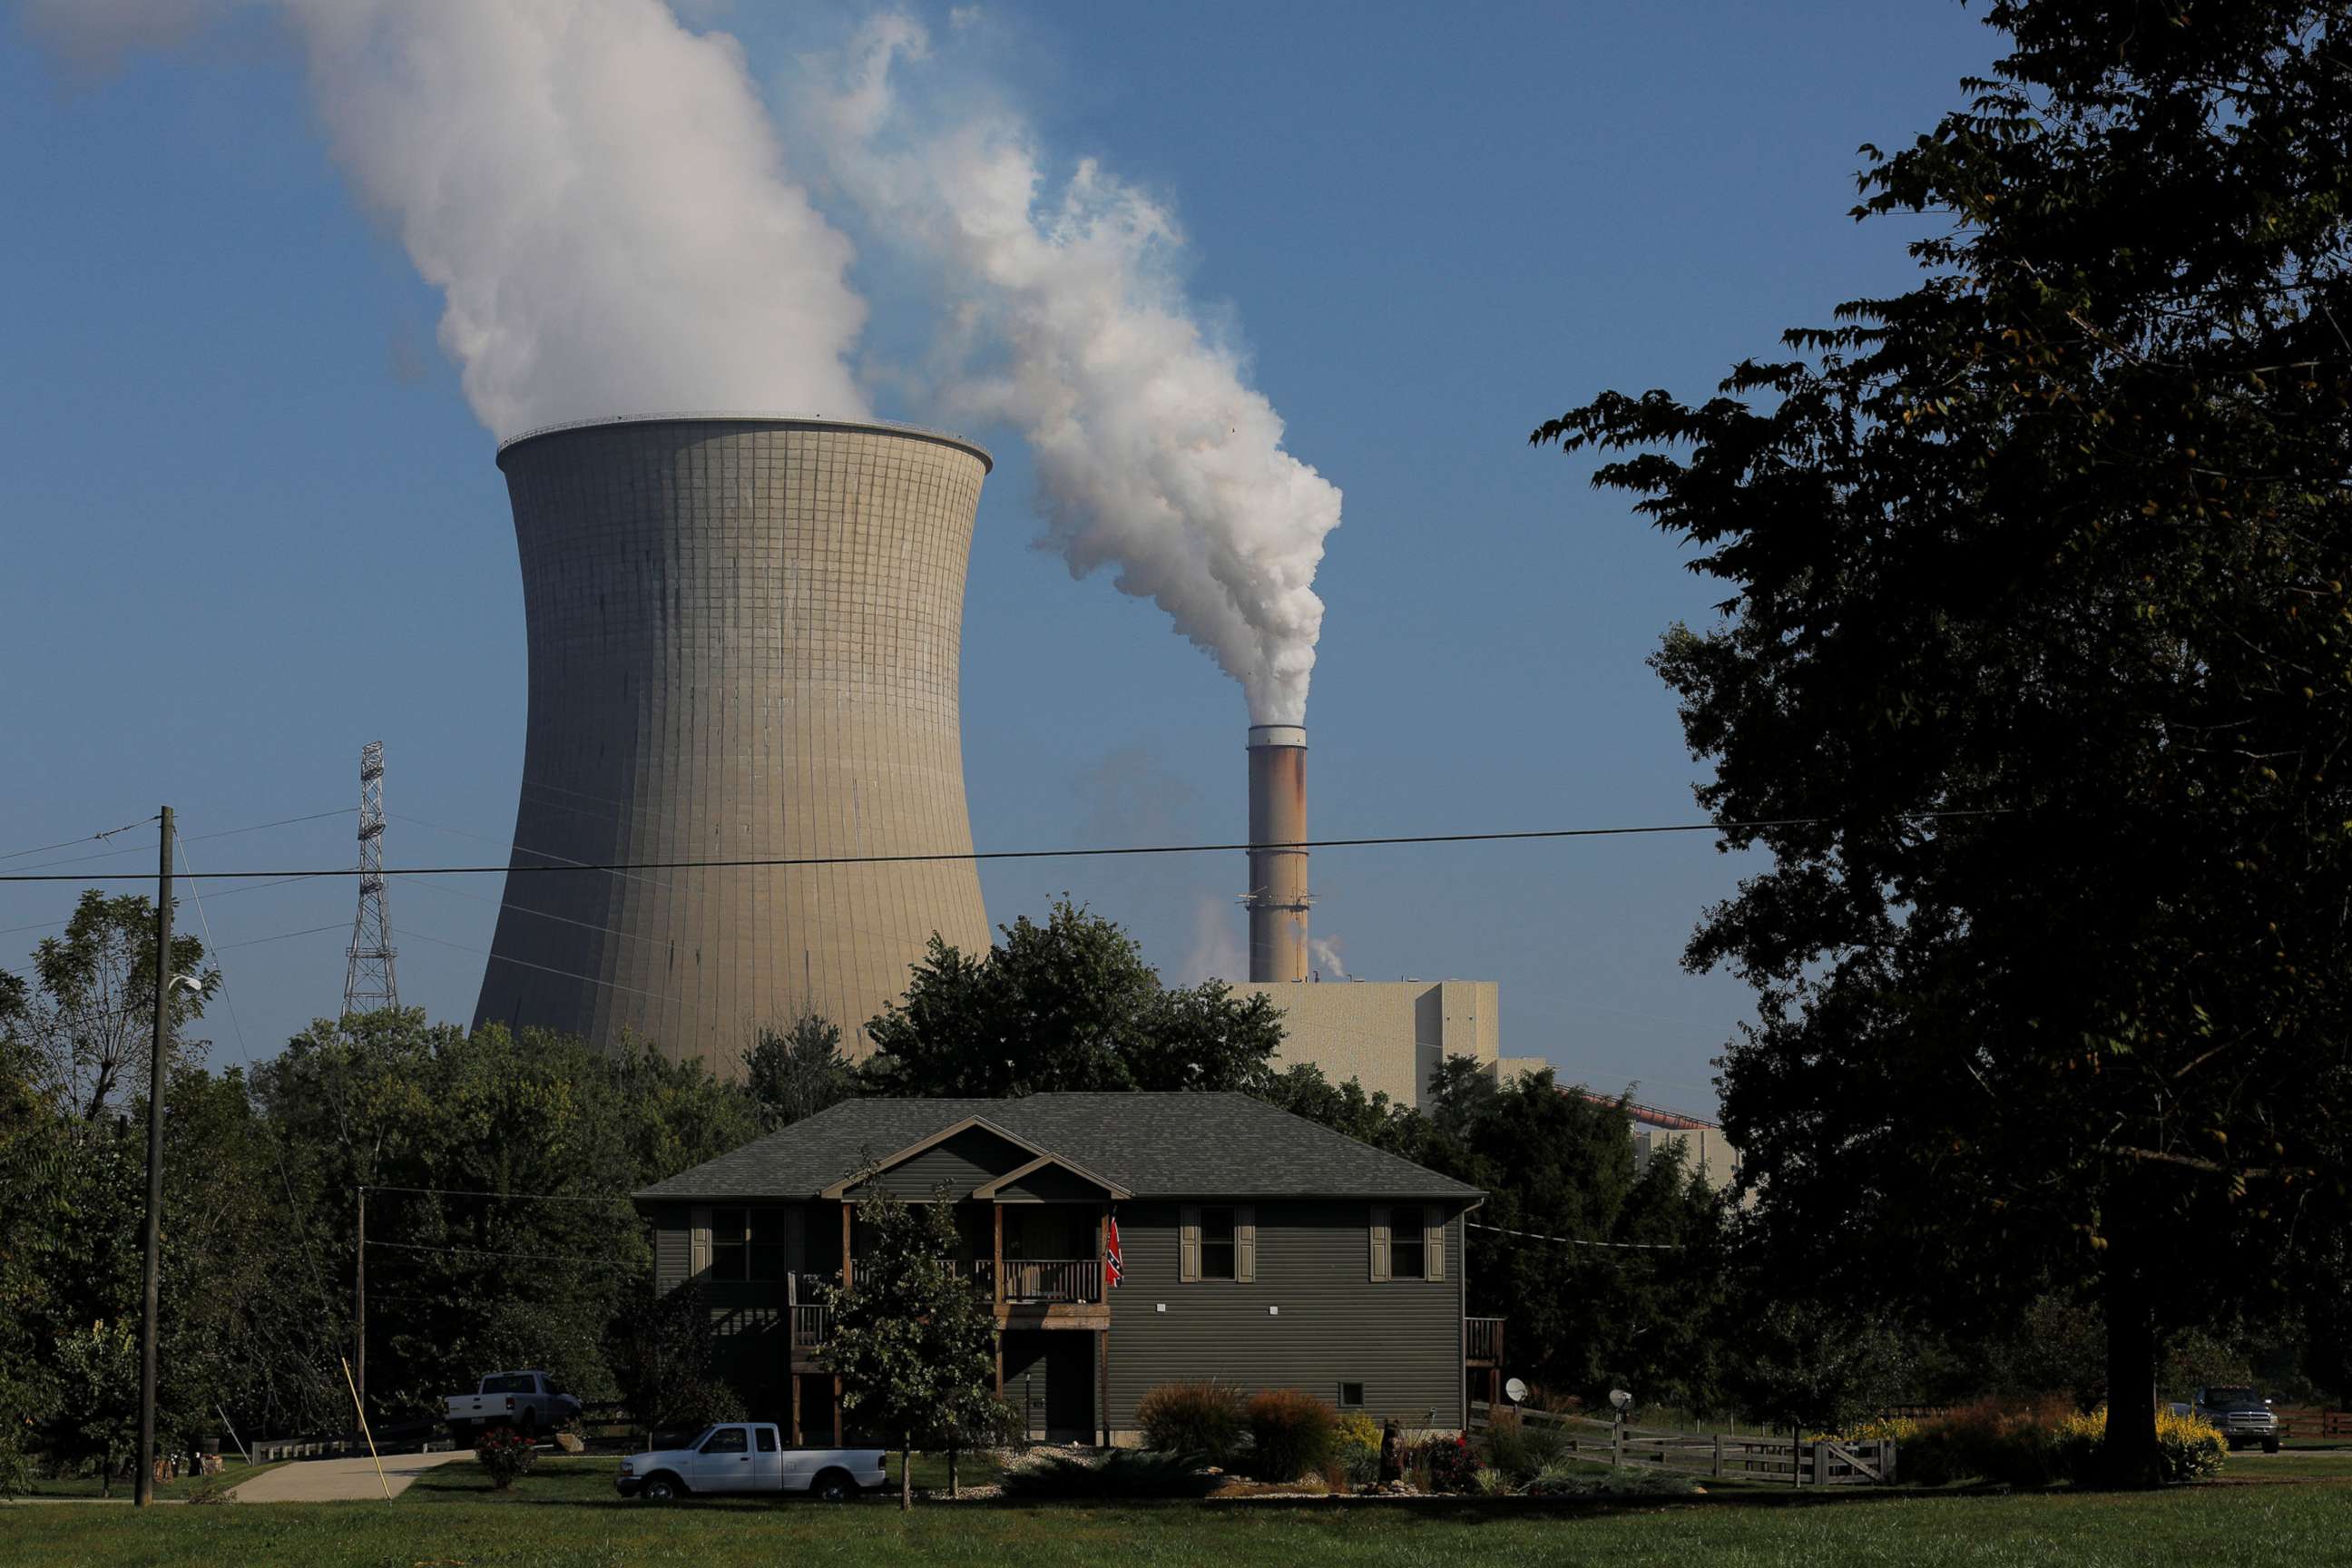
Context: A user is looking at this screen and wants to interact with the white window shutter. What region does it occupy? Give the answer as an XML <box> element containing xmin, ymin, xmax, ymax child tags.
<box><xmin>1425</xmin><ymin>1207</ymin><xmax>1445</xmax><ymax>1281</ymax></box>
<box><xmin>690</xmin><ymin>1205</ymin><xmax>711</xmax><ymax>1279</ymax></box>
<box><xmin>1369</xmin><ymin>1205</ymin><xmax>1391</xmax><ymax>1282</ymax></box>
<box><xmin>1181</xmin><ymin>1206</ymin><xmax>1201</xmax><ymax>1282</ymax></box>
<box><xmin>1236</xmin><ymin>1206</ymin><xmax>1257</xmax><ymax>1283</ymax></box>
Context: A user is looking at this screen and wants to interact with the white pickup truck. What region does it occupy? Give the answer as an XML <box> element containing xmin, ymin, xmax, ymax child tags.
<box><xmin>615</xmin><ymin>1423</ymin><xmax>886</xmax><ymax>1503</ymax></box>
<box><xmin>444</xmin><ymin>1370</ymin><xmax>581</xmax><ymax>1443</ymax></box>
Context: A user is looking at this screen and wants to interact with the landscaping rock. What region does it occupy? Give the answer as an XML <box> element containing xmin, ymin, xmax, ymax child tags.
<box><xmin>554</xmin><ymin>1433</ymin><xmax>584</xmax><ymax>1455</ymax></box>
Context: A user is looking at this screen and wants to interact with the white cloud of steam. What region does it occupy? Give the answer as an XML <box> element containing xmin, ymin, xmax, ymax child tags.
<box><xmin>812</xmin><ymin>15</ymin><xmax>1342</xmax><ymax>725</ymax></box>
<box><xmin>1307</xmin><ymin>936</ymin><xmax>1349</xmax><ymax>981</ymax></box>
<box><xmin>1181</xmin><ymin>894</ymin><xmax>1248</xmax><ymax>986</ymax></box>
<box><xmin>25</xmin><ymin>0</ymin><xmax>870</xmax><ymax>439</ymax></box>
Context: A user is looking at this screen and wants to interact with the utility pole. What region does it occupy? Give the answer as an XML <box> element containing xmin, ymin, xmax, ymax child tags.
<box><xmin>355</xmin><ymin>1184</ymin><xmax>367</xmax><ymax>1418</ymax></box>
<box><xmin>135</xmin><ymin>806</ymin><xmax>173</xmax><ymax>1507</ymax></box>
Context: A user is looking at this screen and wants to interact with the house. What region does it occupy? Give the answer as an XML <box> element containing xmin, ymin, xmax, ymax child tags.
<box><xmin>632</xmin><ymin>1093</ymin><xmax>1491</xmax><ymax>1446</ymax></box>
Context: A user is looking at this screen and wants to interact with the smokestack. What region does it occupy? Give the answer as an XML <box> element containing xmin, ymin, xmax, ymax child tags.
<box><xmin>1245</xmin><ymin>724</ymin><xmax>1310</xmax><ymax>983</ymax></box>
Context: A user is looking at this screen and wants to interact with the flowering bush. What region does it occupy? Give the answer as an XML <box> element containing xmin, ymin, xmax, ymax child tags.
<box><xmin>2053</xmin><ymin>1407</ymin><xmax>2225</xmax><ymax>1485</ymax></box>
<box><xmin>1333</xmin><ymin>1412</ymin><xmax>1384</xmax><ymax>1486</ymax></box>
<box><xmin>1413</xmin><ymin>1432</ymin><xmax>1479</xmax><ymax>1494</ymax></box>
<box><xmin>474</xmin><ymin>1426</ymin><xmax>536</xmax><ymax>1490</ymax></box>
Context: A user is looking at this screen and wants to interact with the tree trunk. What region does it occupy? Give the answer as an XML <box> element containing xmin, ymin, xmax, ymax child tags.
<box><xmin>2098</xmin><ymin>1257</ymin><xmax>2164</xmax><ymax>1488</ymax></box>
<box><xmin>948</xmin><ymin>1445</ymin><xmax>959</xmax><ymax>1500</ymax></box>
<box><xmin>901</xmin><ymin>1435</ymin><xmax>913</xmax><ymax>1511</ymax></box>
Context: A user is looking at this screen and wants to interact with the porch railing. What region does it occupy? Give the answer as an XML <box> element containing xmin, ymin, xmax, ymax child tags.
<box><xmin>1465</xmin><ymin>1317</ymin><xmax>1504</xmax><ymax>1364</ymax></box>
<box><xmin>790</xmin><ymin>1304</ymin><xmax>831</xmax><ymax>1352</ymax></box>
<box><xmin>972</xmin><ymin>1259</ymin><xmax>1102</xmax><ymax>1304</ymax></box>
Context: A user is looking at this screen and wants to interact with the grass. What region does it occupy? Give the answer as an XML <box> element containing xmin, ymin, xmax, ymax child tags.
<box><xmin>1</xmin><ymin>1454</ymin><xmax>2346</xmax><ymax>1566</ymax></box>
<box><xmin>8</xmin><ymin>1456</ymin><xmax>285</xmax><ymax>1502</ymax></box>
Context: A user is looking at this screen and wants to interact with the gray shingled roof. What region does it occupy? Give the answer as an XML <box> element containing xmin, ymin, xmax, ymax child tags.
<box><xmin>633</xmin><ymin>1093</ymin><xmax>1483</xmax><ymax>1202</ymax></box>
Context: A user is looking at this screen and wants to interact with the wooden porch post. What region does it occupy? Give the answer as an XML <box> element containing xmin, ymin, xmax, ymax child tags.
<box><xmin>995</xmin><ymin>1333</ymin><xmax>1004</xmax><ymax>1399</ymax></box>
<box><xmin>791</xmin><ymin>1375</ymin><xmax>802</xmax><ymax>1446</ymax></box>
<box><xmin>993</xmin><ymin>1202</ymin><xmax>1004</xmax><ymax>1311</ymax></box>
<box><xmin>832</xmin><ymin>1377</ymin><xmax>844</xmax><ymax>1446</ymax></box>
<box><xmin>1094</xmin><ymin>1209</ymin><xmax>1107</xmax><ymax>1303</ymax></box>
<box><xmin>1099</xmin><ymin>1328</ymin><xmax>1110</xmax><ymax>1448</ymax></box>
<box><xmin>840</xmin><ymin>1204</ymin><xmax>854</xmax><ymax>1293</ymax></box>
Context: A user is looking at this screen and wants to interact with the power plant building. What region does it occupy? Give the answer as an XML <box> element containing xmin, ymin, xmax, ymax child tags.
<box><xmin>472</xmin><ymin>415</ymin><xmax>995</xmax><ymax>1074</ymax></box>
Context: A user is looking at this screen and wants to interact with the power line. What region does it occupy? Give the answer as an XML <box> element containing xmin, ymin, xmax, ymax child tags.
<box><xmin>1468</xmin><ymin>1219</ymin><xmax>1683</xmax><ymax>1252</ymax></box>
<box><xmin>0</xmin><ymin>814</ymin><xmax>157</xmax><ymax>864</ymax></box>
<box><xmin>0</xmin><ymin>807</ymin><xmax>344</xmax><ymax>876</ymax></box>
<box><xmin>175</xmin><ymin>835</ymin><xmax>251</xmax><ymax>1064</ymax></box>
<box><xmin>364</xmin><ymin>1239</ymin><xmax>637</xmax><ymax>1269</ymax></box>
<box><xmin>360</xmin><ymin>1183</ymin><xmax>628</xmax><ymax>1204</ymax></box>
<box><xmin>0</xmin><ymin>809</ymin><xmax>2008</xmax><ymax>885</ymax></box>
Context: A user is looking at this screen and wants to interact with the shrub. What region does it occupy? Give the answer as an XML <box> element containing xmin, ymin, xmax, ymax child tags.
<box><xmin>1244</xmin><ymin>1388</ymin><xmax>1339</xmax><ymax>1482</ymax></box>
<box><xmin>1333</xmin><ymin>1412</ymin><xmax>1383</xmax><ymax>1487</ymax></box>
<box><xmin>1137</xmin><ymin>1381</ymin><xmax>1249</xmax><ymax>1465</ymax></box>
<box><xmin>2051</xmin><ymin>1406</ymin><xmax>2225</xmax><ymax>1485</ymax></box>
<box><xmin>1902</xmin><ymin>1396</ymin><xmax>2075</xmax><ymax>1488</ymax></box>
<box><xmin>1522</xmin><ymin>1460</ymin><xmax>1698</xmax><ymax>1499</ymax></box>
<box><xmin>1413</xmin><ymin>1432</ymin><xmax>1480</xmax><ymax>1494</ymax></box>
<box><xmin>1483</xmin><ymin>1406</ymin><xmax>1571</xmax><ymax>1483</ymax></box>
<box><xmin>474</xmin><ymin>1426</ymin><xmax>535</xmax><ymax>1490</ymax></box>
<box><xmin>999</xmin><ymin>1448</ymin><xmax>1219</xmax><ymax>1500</ymax></box>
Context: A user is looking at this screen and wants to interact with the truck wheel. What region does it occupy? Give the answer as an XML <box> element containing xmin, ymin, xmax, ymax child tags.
<box><xmin>519</xmin><ymin>1408</ymin><xmax>540</xmax><ymax>1438</ymax></box>
<box><xmin>450</xmin><ymin>1421</ymin><xmax>473</xmax><ymax>1448</ymax></box>
<box><xmin>2263</xmin><ymin>1438</ymin><xmax>2280</xmax><ymax>1455</ymax></box>
<box><xmin>640</xmin><ymin>1473</ymin><xmax>682</xmax><ymax>1503</ymax></box>
<box><xmin>810</xmin><ymin>1468</ymin><xmax>858</xmax><ymax>1503</ymax></box>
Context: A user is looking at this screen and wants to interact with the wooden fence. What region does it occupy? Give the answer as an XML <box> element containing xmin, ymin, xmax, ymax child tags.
<box><xmin>2271</xmin><ymin>1407</ymin><xmax>2352</xmax><ymax>1440</ymax></box>
<box><xmin>1470</xmin><ymin>1402</ymin><xmax>1894</xmax><ymax>1486</ymax></box>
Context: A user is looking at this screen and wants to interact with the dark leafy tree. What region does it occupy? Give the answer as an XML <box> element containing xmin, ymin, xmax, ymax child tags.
<box><xmin>745</xmin><ymin>1014</ymin><xmax>856</xmax><ymax>1132</ymax></box>
<box><xmin>819</xmin><ymin>1187</ymin><xmax>998</xmax><ymax>1510</ymax></box>
<box><xmin>0</xmin><ymin>890</ymin><xmax>216</xmax><ymax>1122</ymax></box>
<box><xmin>862</xmin><ymin>900</ymin><xmax>1285</xmax><ymax>1097</ymax></box>
<box><xmin>1534</xmin><ymin>0</ymin><xmax>2352</xmax><ymax>1483</ymax></box>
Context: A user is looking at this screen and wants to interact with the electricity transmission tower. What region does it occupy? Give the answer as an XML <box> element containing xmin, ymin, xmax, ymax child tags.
<box><xmin>341</xmin><ymin>740</ymin><xmax>399</xmax><ymax>1015</ymax></box>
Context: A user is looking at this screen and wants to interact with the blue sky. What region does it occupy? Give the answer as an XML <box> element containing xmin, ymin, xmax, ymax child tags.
<box><xmin>0</xmin><ymin>2</ymin><xmax>1998</xmax><ymax>1112</ymax></box>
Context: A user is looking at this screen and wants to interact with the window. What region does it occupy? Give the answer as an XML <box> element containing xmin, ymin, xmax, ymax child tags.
<box><xmin>482</xmin><ymin>1374</ymin><xmax>535</xmax><ymax>1396</ymax></box>
<box><xmin>756</xmin><ymin>1427</ymin><xmax>779</xmax><ymax>1453</ymax></box>
<box><xmin>701</xmin><ymin>1426</ymin><xmax>748</xmax><ymax>1455</ymax></box>
<box><xmin>1338</xmin><ymin>1383</ymin><xmax>1366</xmax><ymax>1410</ymax></box>
<box><xmin>710</xmin><ymin>1208</ymin><xmax>790</xmax><ymax>1282</ymax></box>
<box><xmin>1390</xmin><ymin>1206</ymin><xmax>1427</xmax><ymax>1281</ymax></box>
<box><xmin>1199</xmin><ymin>1206</ymin><xmax>1237</xmax><ymax>1280</ymax></box>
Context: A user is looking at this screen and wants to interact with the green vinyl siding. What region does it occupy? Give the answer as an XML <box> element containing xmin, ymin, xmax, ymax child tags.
<box><xmin>849</xmin><ymin>1126</ymin><xmax>1034</xmax><ymax>1198</ymax></box>
<box><xmin>1106</xmin><ymin>1200</ymin><xmax>1467</xmax><ymax>1433</ymax></box>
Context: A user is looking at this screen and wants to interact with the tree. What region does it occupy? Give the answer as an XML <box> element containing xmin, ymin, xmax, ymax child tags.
<box><xmin>745</xmin><ymin>1014</ymin><xmax>855</xmax><ymax>1132</ymax></box>
<box><xmin>862</xmin><ymin>900</ymin><xmax>1286</xmax><ymax>1097</ymax></box>
<box><xmin>818</xmin><ymin>1187</ymin><xmax>998</xmax><ymax>1511</ymax></box>
<box><xmin>53</xmin><ymin>1319</ymin><xmax>139</xmax><ymax>1495</ymax></box>
<box><xmin>1</xmin><ymin>891</ymin><xmax>215</xmax><ymax>1122</ymax></box>
<box><xmin>1534</xmin><ymin>1</ymin><xmax>2352</xmax><ymax>1484</ymax></box>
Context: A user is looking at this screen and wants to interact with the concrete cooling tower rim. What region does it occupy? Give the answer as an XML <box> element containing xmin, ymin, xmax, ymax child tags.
<box><xmin>494</xmin><ymin>411</ymin><xmax>993</xmax><ymax>473</ymax></box>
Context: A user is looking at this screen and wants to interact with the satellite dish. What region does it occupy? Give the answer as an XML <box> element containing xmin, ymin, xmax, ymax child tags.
<box><xmin>1503</xmin><ymin>1377</ymin><xmax>1528</xmax><ymax>1406</ymax></box>
<box><xmin>1609</xmin><ymin>1388</ymin><xmax>1633</xmax><ymax>1412</ymax></box>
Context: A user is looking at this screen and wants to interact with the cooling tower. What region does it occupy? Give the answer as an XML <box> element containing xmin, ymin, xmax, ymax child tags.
<box><xmin>471</xmin><ymin>415</ymin><xmax>994</xmax><ymax>1073</ymax></box>
<box><xmin>1244</xmin><ymin>723</ymin><xmax>1310</xmax><ymax>983</ymax></box>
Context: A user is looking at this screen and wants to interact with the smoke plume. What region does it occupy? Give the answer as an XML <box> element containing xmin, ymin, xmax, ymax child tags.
<box><xmin>27</xmin><ymin>2</ymin><xmax>1339</xmax><ymax>720</ymax></box>
<box><xmin>25</xmin><ymin>0</ymin><xmax>871</xmax><ymax>438</ymax></box>
<box><xmin>814</xmin><ymin>16</ymin><xmax>1341</xmax><ymax>725</ymax></box>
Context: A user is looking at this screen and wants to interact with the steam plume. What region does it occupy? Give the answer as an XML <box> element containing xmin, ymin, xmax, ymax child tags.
<box><xmin>26</xmin><ymin>0</ymin><xmax>871</xmax><ymax>438</ymax></box>
<box><xmin>816</xmin><ymin>17</ymin><xmax>1341</xmax><ymax>725</ymax></box>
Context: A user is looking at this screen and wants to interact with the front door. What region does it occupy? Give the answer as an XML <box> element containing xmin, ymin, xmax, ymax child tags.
<box><xmin>753</xmin><ymin>1425</ymin><xmax>787</xmax><ymax>1491</ymax></box>
<box><xmin>692</xmin><ymin>1425</ymin><xmax>754</xmax><ymax>1492</ymax></box>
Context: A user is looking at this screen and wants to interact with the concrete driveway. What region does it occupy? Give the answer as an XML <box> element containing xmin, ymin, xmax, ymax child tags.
<box><xmin>230</xmin><ymin>1450</ymin><xmax>469</xmax><ymax>1502</ymax></box>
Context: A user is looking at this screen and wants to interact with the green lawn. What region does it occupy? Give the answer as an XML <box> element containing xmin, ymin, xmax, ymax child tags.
<box><xmin>10</xmin><ymin>1456</ymin><xmax>284</xmax><ymax>1502</ymax></box>
<box><xmin>3</xmin><ymin>1455</ymin><xmax>2347</xmax><ymax>1567</ymax></box>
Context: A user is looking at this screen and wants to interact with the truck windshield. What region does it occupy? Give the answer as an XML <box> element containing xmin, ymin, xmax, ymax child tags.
<box><xmin>2203</xmin><ymin>1388</ymin><xmax>2259</xmax><ymax>1406</ymax></box>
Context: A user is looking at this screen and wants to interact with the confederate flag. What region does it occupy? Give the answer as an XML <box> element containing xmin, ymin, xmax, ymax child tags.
<box><xmin>1104</xmin><ymin>1213</ymin><xmax>1124</xmax><ymax>1289</ymax></box>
